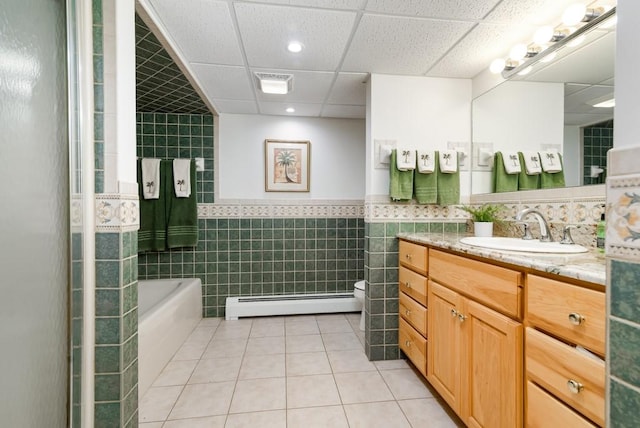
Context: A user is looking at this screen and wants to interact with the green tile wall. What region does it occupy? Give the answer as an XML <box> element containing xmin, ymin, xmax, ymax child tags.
<box><xmin>94</xmin><ymin>230</ymin><xmax>138</xmax><ymax>428</ymax></box>
<box><xmin>583</xmin><ymin>121</ymin><xmax>613</xmax><ymax>185</ymax></box>
<box><xmin>138</xmin><ymin>217</ymin><xmax>365</xmax><ymax>317</ymax></box>
<box><xmin>93</xmin><ymin>0</ymin><xmax>104</xmax><ymax>193</ymax></box>
<box><xmin>364</xmin><ymin>220</ymin><xmax>467</xmax><ymax>360</ymax></box>
<box><xmin>609</xmin><ymin>258</ymin><xmax>640</xmax><ymax>427</ymax></box>
<box><xmin>71</xmin><ymin>232</ymin><xmax>83</xmax><ymax>428</ymax></box>
<box><xmin>136</xmin><ymin>112</ymin><xmax>214</xmax><ymax>203</ymax></box>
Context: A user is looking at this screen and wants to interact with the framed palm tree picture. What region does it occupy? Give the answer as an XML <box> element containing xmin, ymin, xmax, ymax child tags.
<box><xmin>265</xmin><ymin>139</ymin><xmax>310</xmax><ymax>192</ymax></box>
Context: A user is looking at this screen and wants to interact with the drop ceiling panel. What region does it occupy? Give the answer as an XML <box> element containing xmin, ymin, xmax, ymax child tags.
<box><xmin>342</xmin><ymin>15</ymin><xmax>474</xmax><ymax>75</ymax></box>
<box><xmin>234</xmin><ymin>3</ymin><xmax>357</xmax><ymax>70</ymax></box>
<box><xmin>190</xmin><ymin>64</ymin><xmax>255</xmax><ymax>100</ymax></box>
<box><xmin>365</xmin><ymin>0</ymin><xmax>501</xmax><ymax>20</ymax></box>
<box><xmin>253</xmin><ymin>69</ymin><xmax>336</xmax><ymax>103</ymax></box>
<box><xmin>486</xmin><ymin>0</ymin><xmax>580</xmax><ymax>26</ymax></box>
<box><xmin>326</xmin><ymin>72</ymin><xmax>368</xmax><ymax>104</ymax></box>
<box><xmin>565</xmin><ymin>112</ymin><xmax>613</xmax><ymax>126</ymax></box>
<box><xmin>247</xmin><ymin>0</ymin><xmax>366</xmax><ymax>9</ymax></box>
<box><xmin>427</xmin><ymin>22</ymin><xmax>536</xmax><ymax>78</ymax></box>
<box><xmin>149</xmin><ymin>0</ymin><xmax>243</xmax><ymax>65</ymax></box>
<box><xmin>321</xmin><ymin>104</ymin><xmax>366</xmax><ymax>118</ymax></box>
<box><xmin>258</xmin><ymin>101</ymin><xmax>323</xmax><ymax>117</ymax></box>
<box><xmin>212</xmin><ymin>99</ymin><xmax>259</xmax><ymax>115</ymax></box>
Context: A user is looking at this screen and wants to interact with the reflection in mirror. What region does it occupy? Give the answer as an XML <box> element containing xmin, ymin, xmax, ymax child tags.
<box><xmin>471</xmin><ymin>7</ymin><xmax>615</xmax><ymax>195</ymax></box>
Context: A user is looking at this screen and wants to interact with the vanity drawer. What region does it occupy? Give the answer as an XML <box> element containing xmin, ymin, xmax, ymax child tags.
<box><xmin>399</xmin><ymin>266</ymin><xmax>428</xmax><ymax>306</ymax></box>
<box><xmin>429</xmin><ymin>249</ymin><xmax>523</xmax><ymax>319</ymax></box>
<box><xmin>526</xmin><ymin>327</ymin><xmax>604</xmax><ymax>426</ymax></box>
<box><xmin>527</xmin><ymin>275</ymin><xmax>605</xmax><ymax>356</ymax></box>
<box><xmin>399</xmin><ymin>291</ymin><xmax>427</xmax><ymax>337</ymax></box>
<box><xmin>526</xmin><ymin>381</ymin><xmax>597</xmax><ymax>428</ymax></box>
<box><xmin>399</xmin><ymin>240</ymin><xmax>428</xmax><ymax>275</ymax></box>
<box><xmin>399</xmin><ymin>317</ymin><xmax>427</xmax><ymax>376</ymax></box>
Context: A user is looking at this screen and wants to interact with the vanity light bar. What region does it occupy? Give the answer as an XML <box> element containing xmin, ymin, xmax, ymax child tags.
<box><xmin>500</xmin><ymin>6</ymin><xmax>616</xmax><ymax>79</ymax></box>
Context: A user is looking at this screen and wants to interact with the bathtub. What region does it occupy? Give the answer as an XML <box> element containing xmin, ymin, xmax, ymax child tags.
<box><xmin>138</xmin><ymin>278</ymin><xmax>202</xmax><ymax>397</ymax></box>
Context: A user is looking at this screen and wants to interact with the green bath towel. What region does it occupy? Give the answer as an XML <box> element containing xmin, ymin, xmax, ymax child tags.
<box><xmin>138</xmin><ymin>159</ymin><xmax>168</xmax><ymax>252</ymax></box>
<box><xmin>166</xmin><ymin>159</ymin><xmax>199</xmax><ymax>248</ymax></box>
<box><xmin>492</xmin><ymin>152</ymin><xmax>519</xmax><ymax>193</ymax></box>
<box><xmin>540</xmin><ymin>154</ymin><xmax>566</xmax><ymax>189</ymax></box>
<box><xmin>389</xmin><ymin>149</ymin><xmax>414</xmax><ymax>201</ymax></box>
<box><xmin>414</xmin><ymin>162</ymin><xmax>437</xmax><ymax>204</ymax></box>
<box><xmin>517</xmin><ymin>152</ymin><xmax>540</xmax><ymax>190</ymax></box>
<box><xmin>436</xmin><ymin>152</ymin><xmax>460</xmax><ymax>205</ymax></box>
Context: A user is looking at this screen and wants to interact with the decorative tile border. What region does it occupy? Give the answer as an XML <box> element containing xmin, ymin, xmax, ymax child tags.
<box><xmin>198</xmin><ymin>201</ymin><xmax>365</xmax><ymax>219</ymax></box>
<box><xmin>95</xmin><ymin>194</ymin><xmax>139</xmax><ymax>232</ymax></box>
<box><xmin>607</xmin><ymin>175</ymin><xmax>640</xmax><ymax>258</ymax></box>
<box><xmin>365</xmin><ymin>201</ymin><xmax>466</xmax><ymax>223</ymax></box>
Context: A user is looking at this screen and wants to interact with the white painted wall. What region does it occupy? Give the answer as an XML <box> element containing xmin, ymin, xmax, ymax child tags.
<box><xmin>614</xmin><ymin>0</ymin><xmax>640</xmax><ymax>148</ymax></box>
<box><xmin>471</xmin><ymin>80</ymin><xmax>564</xmax><ymax>194</ymax></box>
<box><xmin>563</xmin><ymin>125</ymin><xmax>581</xmax><ymax>187</ymax></box>
<box><xmin>218</xmin><ymin>114</ymin><xmax>365</xmax><ymax>200</ymax></box>
<box><xmin>367</xmin><ymin>74</ymin><xmax>472</xmax><ymax>199</ymax></box>
<box><xmin>103</xmin><ymin>0</ymin><xmax>137</xmax><ymax>192</ymax></box>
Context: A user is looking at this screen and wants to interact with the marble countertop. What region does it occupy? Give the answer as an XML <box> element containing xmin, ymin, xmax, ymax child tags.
<box><xmin>397</xmin><ymin>232</ymin><xmax>606</xmax><ymax>286</ymax></box>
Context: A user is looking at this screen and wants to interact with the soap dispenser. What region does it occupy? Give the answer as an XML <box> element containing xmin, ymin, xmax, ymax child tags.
<box><xmin>596</xmin><ymin>211</ymin><xmax>606</xmax><ymax>253</ymax></box>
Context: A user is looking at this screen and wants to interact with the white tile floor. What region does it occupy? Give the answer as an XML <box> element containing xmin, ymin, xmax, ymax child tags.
<box><xmin>139</xmin><ymin>313</ymin><xmax>464</xmax><ymax>428</ymax></box>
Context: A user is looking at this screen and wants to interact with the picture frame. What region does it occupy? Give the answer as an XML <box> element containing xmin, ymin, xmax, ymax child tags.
<box><xmin>264</xmin><ymin>139</ymin><xmax>310</xmax><ymax>192</ymax></box>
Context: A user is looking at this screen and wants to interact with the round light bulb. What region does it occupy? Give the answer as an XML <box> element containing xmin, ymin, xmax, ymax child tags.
<box><xmin>287</xmin><ymin>42</ymin><xmax>303</xmax><ymax>53</ymax></box>
<box><xmin>533</xmin><ymin>26</ymin><xmax>554</xmax><ymax>45</ymax></box>
<box><xmin>285</xmin><ymin>107</ymin><xmax>295</xmax><ymax>113</ymax></box>
<box><xmin>562</xmin><ymin>3</ymin><xmax>587</xmax><ymax>26</ymax></box>
<box><xmin>509</xmin><ymin>44</ymin><xmax>528</xmax><ymax>61</ymax></box>
<box><xmin>489</xmin><ymin>58</ymin><xmax>506</xmax><ymax>74</ymax></box>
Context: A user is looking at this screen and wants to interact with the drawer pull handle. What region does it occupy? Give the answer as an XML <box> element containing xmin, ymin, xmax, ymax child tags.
<box><xmin>458</xmin><ymin>313</ymin><xmax>467</xmax><ymax>323</ymax></box>
<box><xmin>405</xmin><ymin>254</ymin><xmax>412</xmax><ymax>260</ymax></box>
<box><xmin>451</xmin><ymin>309</ymin><xmax>458</xmax><ymax>317</ymax></box>
<box><xmin>405</xmin><ymin>281</ymin><xmax>411</xmax><ymax>289</ymax></box>
<box><xmin>405</xmin><ymin>309</ymin><xmax>411</xmax><ymax>316</ymax></box>
<box><xmin>405</xmin><ymin>340</ymin><xmax>411</xmax><ymax>347</ymax></box>
<box><xmin>568</xmin><ymin>313</ymin><xmax>585</xmax><ymax>325</ymax></box>
<box><xmin>567</xmin><ymin>379</ymin><xmax>584</xmax><ymax>394</ymax></box>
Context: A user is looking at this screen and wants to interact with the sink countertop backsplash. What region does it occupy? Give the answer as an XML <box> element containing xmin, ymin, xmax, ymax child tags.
<box><xmin>397</xmin><ymin>232</ymin><xmax>606</xmax><ymax>286</ymax></box>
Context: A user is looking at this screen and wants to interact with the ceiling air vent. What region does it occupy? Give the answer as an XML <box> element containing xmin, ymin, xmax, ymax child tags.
<box><xmin>254</xmin><ymin>72</ymin><xmax>293</xmax><ymax>95</ymax></box>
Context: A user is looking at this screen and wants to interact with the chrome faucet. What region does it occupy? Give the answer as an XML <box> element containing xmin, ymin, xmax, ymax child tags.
<box><xmin>515</xmin><ymin>208</ymin><xmax>554</xmax><ymax>242</ymax></box>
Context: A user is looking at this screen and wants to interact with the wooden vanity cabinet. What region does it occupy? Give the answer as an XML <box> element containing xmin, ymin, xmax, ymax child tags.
<box><xmin>398</xmin><ymin>240</ymin><xmax>606</xmax><ymax>428</ymax></box>
<box><xmin>525</xmin><ymin>274</ymin><xmax>606</xmax><ymax>427</ymax></box>
<box><xmin>427</xmin><ymin>250</ymin><xmax>523</xmax><ymax>428</ymax></box>
<box><xmin>398</xmin><ymin>240</ymin><xmax>429</xmax><ymax>376</ymax></box>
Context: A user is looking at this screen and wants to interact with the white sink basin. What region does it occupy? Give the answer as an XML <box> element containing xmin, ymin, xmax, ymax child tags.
<box><xmin>459</xmin><ymin>237</ymin><xmax>589</xmax><ymax>254</ymax></box>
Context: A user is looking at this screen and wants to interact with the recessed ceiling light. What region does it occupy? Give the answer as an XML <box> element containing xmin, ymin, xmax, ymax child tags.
<box><xmin>287</xmin><ymin>42</ymin><xmax>303</xmax><ymax>53</ymax></box>
<box><xmin>286</xmin><ymin>107</ymin><xmax>295</xmax><ymax>113</ymax></box>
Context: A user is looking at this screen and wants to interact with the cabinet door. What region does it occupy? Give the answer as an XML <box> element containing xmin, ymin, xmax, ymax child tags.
<box><xmin>463</xmin><ymin>299</ymin><xmax>523</xmax><ymax>428</ymax></box>
<box><xmin>427</xmin><ymin>280</ymin><xmax>462</xmax><ymax>413</ymax></box>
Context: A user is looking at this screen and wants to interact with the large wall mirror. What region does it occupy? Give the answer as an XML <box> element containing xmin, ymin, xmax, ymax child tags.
<box><xmin>471</xmin><ymin>7</ymin><xmax>615</xmax><ymax>197</ymax></box>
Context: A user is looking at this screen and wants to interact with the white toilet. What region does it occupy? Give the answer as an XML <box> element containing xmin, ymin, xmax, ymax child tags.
<box><xmin>354</xmin><ymin>280</ymin><xmax>366</xmax><ymax>331</ymax></box>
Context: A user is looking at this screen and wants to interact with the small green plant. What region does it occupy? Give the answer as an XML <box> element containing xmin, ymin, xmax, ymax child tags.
<box><xmin>460</xmin><ymin>204</ymin><xmax>504</xmax><ymax>222</ymax></box>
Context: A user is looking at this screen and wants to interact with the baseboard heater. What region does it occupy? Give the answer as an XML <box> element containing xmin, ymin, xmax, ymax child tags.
<box><xmin>225</xmin><ymin>293</ymin><xmax>360</xmax><ymax>321</ymax></box>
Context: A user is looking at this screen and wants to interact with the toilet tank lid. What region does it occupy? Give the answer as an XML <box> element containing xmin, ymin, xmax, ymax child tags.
<box><xmin>355</xmin><ymin>280</ymin><xmax>365</xmax><ymax>290</ymax></box>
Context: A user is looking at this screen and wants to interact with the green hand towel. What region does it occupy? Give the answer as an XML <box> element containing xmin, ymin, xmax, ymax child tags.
<box><xmin>540</xmin><ymin>153</ymin><xmax>566</xmax><ymax>189</ymax></box>
<box><xmin>414</xmin><ymin>164</ymin><xmax>437</xmax><ymax>204</ymax></box>
<box><xmin>517</xmin><ymin>152</ymin><xmax>540</xmax><ymax>190</ymax></box>
<box><xmin>436</xmin><ymin>153</ymin><xmax>460</xmax><ymax>205</ymax></box>
<box><xmin>389</xmin><ymin>149</ymin><xmax>414</xmax><ymax>201</ymax></box>
<box><xmin>138</xmin><ymin>159</ymin><xmax>167</xmax><ymax>252</ymax></box>
<box><xmin>493</xmin><ymin>152</ymin><xmax>519</xmax><ymax>193</ymax></box>
<box><xmin>166</xmin><ymin>159</ymin><xmax>199</xmax><ymax>248</ymax></box>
